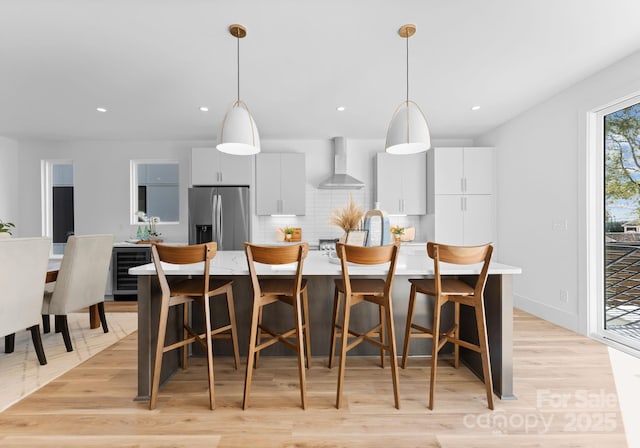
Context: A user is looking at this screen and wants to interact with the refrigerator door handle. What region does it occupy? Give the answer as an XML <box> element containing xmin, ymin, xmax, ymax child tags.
<box><xmin>211</xmin><ymin>192</ymin><xmax>217</xmax><ymax>244</ymax></box>
<box><xmin>217</xmin><ymin>194</ymin><xmax>223</xmax><ymax>249</ymax></box>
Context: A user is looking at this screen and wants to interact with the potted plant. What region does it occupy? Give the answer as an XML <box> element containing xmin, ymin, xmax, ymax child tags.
<box><xmin>0</xmin><ymin>220</ymin><xmax>15</xmax><ymax>238</ymax></box>
<box><xmin>283</xmin><ymin>227</ymin><xmax>295</xmax><ymax>241</ymax></box>
<box><xmin>390</xmin><ymin>225</ymin><xmax>405</xmax><ymax>242</ymax></box>
<box><xmin>329</xmin><ymin>194</ymin><xmax>365</xmax><ymax>242</ymax></box>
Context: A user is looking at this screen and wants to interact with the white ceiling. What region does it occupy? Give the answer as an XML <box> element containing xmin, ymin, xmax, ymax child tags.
<box><xmin>1</xmin><ymin>0</ymin><xmax>640</xmax><ymax>142</ymax></box>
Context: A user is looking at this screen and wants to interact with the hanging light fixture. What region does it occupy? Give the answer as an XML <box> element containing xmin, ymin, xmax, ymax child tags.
<box><xmin>217</xmin><ymin>24</ymin><xmax>260</xmax><ymax>155</ymax></box>
<box><xmin>385</xmin><ymin>24</ymin><xmax>430</xmax><ymax>155</ymax></box>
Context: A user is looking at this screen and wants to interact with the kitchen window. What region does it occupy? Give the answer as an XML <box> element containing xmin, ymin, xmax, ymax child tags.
<box><xmin>42</xmin><ymin>161</ymin><xmax>74</xmax><ymax>255</ymax></box>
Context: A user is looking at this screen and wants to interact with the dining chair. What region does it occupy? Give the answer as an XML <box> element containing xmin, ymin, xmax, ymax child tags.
<box><xmin>243</xmin><ymin>242</ymin><xmax>311</xmax><ymax>409</ymax></box>
<box><xmin>328</xmin><ymin>242</ymin><xmax>401</xmax><ymax>409</ymax></box>
<box><xmin>401</xmin><ymin>242</ymin><xmax>494</xmax><ymax>410</ymax></box>
<box><xmin>1</xmin><ymin>237</ymin><xmax>51</xmax><ymax>365</ymax></box>
<box><xmin>149</xmin><ymin>242</ymin><xmax>239</xmax><ymax>410</ymax></box>
<box><xmin>41</xmin><ymin>234</ymin><xmax>113</xmax><ymax>352</ymax></box>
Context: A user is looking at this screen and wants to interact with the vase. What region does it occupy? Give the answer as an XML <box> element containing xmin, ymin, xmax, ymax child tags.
<box><xmin>0</xmin><ymin>232</ymin><xmax>11</xmax><ymax>239</ymax></box>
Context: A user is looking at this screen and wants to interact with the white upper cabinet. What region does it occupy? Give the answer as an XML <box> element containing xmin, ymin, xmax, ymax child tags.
<box><xmin>191</xmin><ymin>147</ymin><xmax>253</xmax><ymax>186</ymax></box>
<box><xmin>431</xmin><ymin>147</ymin><xmax>494</xmax><ymax>195</ymax></box>
<box><xmin>427</xmin><ymin>147</ymin><xmax>495</xmax><ymax>246</ymax></box>
<box><xmin>376</xmin><ymin>152</ymin><xmax>426</xmax><ymax>215</ymax></box>
<box><xmin>256</xmin><ymin>153</ymin><xmax>306</xmax><ymax>215</ymax></box>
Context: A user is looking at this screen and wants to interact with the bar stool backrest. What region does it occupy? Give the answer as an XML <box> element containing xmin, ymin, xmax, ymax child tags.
<box><xmin>336</xmin><ymin>243</ymin><xmax>400</xmax><ymax>295</ymax></box>
<box><xmin>244</xmin><ymin>243</ymin><xmax>309</xmax><ymax>295</ymax></box>
<box><xmin>152</xmin><ymin>242</ymin><xmax>217</xmax><ymax>297</ymax></box>
<box><xmin>426</xmin><ymin>242</ymin><xmax>493</xmax><ymax>297</ymax></box>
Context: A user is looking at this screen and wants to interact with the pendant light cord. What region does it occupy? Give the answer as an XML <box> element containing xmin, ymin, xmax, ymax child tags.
<box><xmin>406</xmin><ymin>31</ymin><xmax>409</xmax><ymax>105</ymax></box>
<box><xmin>236</xmin><ymin>33</ymin><xmax>240</xmax><ymax>102</ymax></box>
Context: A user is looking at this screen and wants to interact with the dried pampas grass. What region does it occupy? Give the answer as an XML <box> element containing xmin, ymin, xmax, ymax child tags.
<box><xmin>329</xmin><ymin>194</ymin><xmax>365</xmax><ymax>232</ymax></box>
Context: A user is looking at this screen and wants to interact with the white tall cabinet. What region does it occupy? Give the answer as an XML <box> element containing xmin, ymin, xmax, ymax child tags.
<box><xmin>256</xmin><ymin>153</ymin><xmax>306</xmax><ymax>215</ymax></box>
<box><xmin>191</xmin><ymin>147</ymin><xmax>253</xmax><ymax>186</ymax></box>
<box><xmin>427</xmin><ymin>147</ymin><xmax>495</xmax><ymax>246</ymax></box>
<box><xmin>376</xmin><ymin>152</ymin><xmax>426</xmax><ymax>215</ymax></box>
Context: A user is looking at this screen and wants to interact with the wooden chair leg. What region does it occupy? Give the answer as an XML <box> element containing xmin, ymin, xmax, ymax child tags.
<box><xmin>42</xmin><ymin>315</ymin><xmax>51</xmax><ymax>334</ymax></box>
<box><xmin>302</xmin><ymin>288</ymin><xmax>312</xmax><ymax>369</ymax></box>
<box><xmin>475</xmin><ymin>301</ymin><xmax>494</xmax><ymax>410</ymax></box>
<box><xmin>428</xmin><ymin>298</ymin><xmax>443</xmax><ymax>410</ymax></box>
<box><xmin>401</xmin><ymin>285</ymin><xmax>418</xmax><ymax>369</ymax></box>
<box><xmin>4</xmin><ymin>333</ymin><xmax>15</xmax><ymax>353</ymax></box>
<box><xmin>29</xmin><ymin>324</ymin><xmax>47</xmax><ymax>365</ymax></box>
<box><xmin>255</xmin><ymin>306</ymin><xmax>264</xmax><ymax>369</ymax></box>
<box><xmin>57</xmin><ymin>315</ymin><xmax>73</xmax><ymax>352</ymax></box>
<box><xmin>150</xmin><ymin>297</ymin><xmax>169</xmax><ymax>410</ymax></box>
<box><xmin>97</xmin><ymin>302</ymin><xmax>109</xmax><ymax>333</ymax></box>
<box><xmin>454</xmin><ymin>302</ymin><xmax>460</xmax><ymax>369</ymax></box>
<box><xmin>182</xmin><ymin>302</ymin><xmax>189</xmax><ymax>369</ymax></box>
<box><xmin>328</xmin><ymin>288</ymin><xmax>341</xmax><ymax>369</ymax></box>
<box><xmin>225</xmin><ymin>287</ymin><xmax>241</xmax><ymax>370</ymax></box>
<box><xmin>384</xmin><ymin>298</ymin><xmax>400</xmax><ymax>409</ymax></box>
<box><xmin>203</xmin><ymin>296</ymin><xmax>215</xmax><ymax>410</ymax></box>
<box><xmin>294</xmin><ymin>293</ymin><xmax>307</xmax><ymax>409</ymax></box>
<box><xmin>378</xmin><ymin>304</ymin><xmax>386</xmax><ymax>368</ymax></box>
<box><xmin>243</xmin><ymin>300</ymin><xmax>262</xmax><ymax>410</ymax></box>
<box><xmin>336</xmin><ymin>293</ymin><xmax>352</xmax><ymax>409</ymax></box>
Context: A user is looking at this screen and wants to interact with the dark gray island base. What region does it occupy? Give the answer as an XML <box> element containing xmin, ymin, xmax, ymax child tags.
<box><xmin>132</xmin><ymin>251</ymin><xmax>519</xmax><ymax>402</ymax></box>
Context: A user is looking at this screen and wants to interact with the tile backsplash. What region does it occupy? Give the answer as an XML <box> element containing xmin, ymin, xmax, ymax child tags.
<box><xmin>254</xmin><ymin>184</ymin><xmax>424</xmax><ymax>245</ymax></box>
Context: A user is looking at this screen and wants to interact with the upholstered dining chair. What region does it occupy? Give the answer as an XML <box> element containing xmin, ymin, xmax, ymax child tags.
<box><xmin>401</xmin><ymin>242</ymin><xmax>494</xmax><ymax>410</ymax></box>
<box><xmin>329</xmin><ymin>242</ymin><xmax>401</xmax><ymax>409</ymax></box>
<box><xmin>149</xmin><ymin>242</ymin><xmax>240</xmax><ymax>410</ymax></box>
<box><xmin>1</xmin><ymin>237</ymin><xmax>51</xmax><ymax>365</ymax></box>
<box><xmin>243</xmin><ymin>242</ymin><xmax>311</xmax><ymax>410</ymax></box>
<box><xmin>41</xmin><ymin>234</ymin><xmax>113</xmax><ymax>352</ymax></box>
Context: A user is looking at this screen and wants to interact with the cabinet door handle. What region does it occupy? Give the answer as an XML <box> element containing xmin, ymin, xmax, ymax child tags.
<box><xmin>461</xmin><ymin>178</ymin><xmax>465</xmax><ymax>193</ymax></box>
<box><xmin>464</xmin><ymin>177</ymin><xmax>467</xmax><ymax>192</ymax></box>
<box><xmin>281</xmin><ymin>199</ymin><xmax>285</xmax><ymax>213</ymax></box>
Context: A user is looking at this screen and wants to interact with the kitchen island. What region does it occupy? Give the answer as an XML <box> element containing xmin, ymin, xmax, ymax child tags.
<box><xmin>130</xmin><ymin>247</ymin><xmax>521</xmax><ymax>402</ymax></box>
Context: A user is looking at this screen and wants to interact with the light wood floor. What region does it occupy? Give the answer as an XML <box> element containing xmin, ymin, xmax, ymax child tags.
<box><xmin>0</xmin><ymin>308</ymin><xmax>627</xmax><ymax>447</ymax></box>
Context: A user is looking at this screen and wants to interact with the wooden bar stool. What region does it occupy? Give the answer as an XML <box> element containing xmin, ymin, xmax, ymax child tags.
<box><xmin>149</xmin><ymin>242</ymin><xmax>240</xmax><ymax>410</ymax></box>
<box><xmin>328</xmin><ymin>243</ymin><xmax>401</xmax><ymax>409</ymax></box>
<box><xmin>401</xmin><ymin>242</ymin><xmax>494</xmax><ymax>410</ymax></box>
<box><xmin>243</xmin><ymin>242</ymin><xmax>311</xmax><ymax>409</ymax></box>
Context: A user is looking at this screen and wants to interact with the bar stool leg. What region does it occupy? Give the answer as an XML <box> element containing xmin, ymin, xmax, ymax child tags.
<box><xmin>150</xmin><ymin>296</ymin><xmax>169</xmax><ymax>410</ymax></box>
<box><xmin>429</xmin><ymin>297</ymin><xmax>443</xmax><ymax>410</ymax></box>
<box><xmin>302</xmin><ymin>288</ymin><xmax>312</xmax><ymax>369</ymax></box>
<box><xmin>475</xmin><ymin>301</ymin><xmax>494</xmax><ymax>410</ymax></box>
<box><xmin>203</xmin><ymin>296</ymin><xmax>216</xmax><ymax>410</ymax></box>
<box><xmin>401</xmin><ymin>284</ymin><xmax>418</xmax><ymax>368</ymax></box>
<box><xmin>328</xmin><ymin>288</ymin><xmax>341</xmax><ymax>369</ymax></box>
<box><xmin>226</xmin><ymin>288</ymin><xmax>241</xmax><ymax>370</ymax></box>
<box><xmin>336</xmin><ymin>293</ymin><xmax>352</xmax><ymax>409</ymax></box>
<box><xmin>255</xmin><ymin>306</ymin><xmax>264</xmax><ymax>369</ymax></box>
<box><xmin>182</xmin><ymin>302</ymin><xmax>189</xmax><ymax>369</ymax></box>
<box><xmin>243</xmin><ymin>299</ymin><xmax>261</xmax><ymax>410</ymax></box>
<box><xmin>454</xmin><ymin>301</ymin><xmax>460</xmax><ymax>369</ymax></box>
<box><xmin>384</xmin><ymin>298</ymin><xmax>400</xmax><ymax>409</ymax></box>
<box><xmin>294</xmin><ymin>293</ymin><xmax>307</xmax><ymax>409</ymax></box>
<box><xmin>378</xmin><ymin>304</ymin><xmax>386</xmax><ymax>368</ymax></box>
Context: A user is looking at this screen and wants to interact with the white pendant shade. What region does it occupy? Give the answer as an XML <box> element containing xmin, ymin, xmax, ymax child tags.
<box><xmin>385</xmin><ymin>100</ymin><xmax>431</xmax><ymax>155</ymax></box>
<box><xmin>216</xmin><ymin>100</ymin><xmax>260</xmax><ymax>155</ymax></box>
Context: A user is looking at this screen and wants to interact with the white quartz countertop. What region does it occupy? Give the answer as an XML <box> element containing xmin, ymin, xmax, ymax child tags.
<box><xmin>129</xmin><ymin>248</ymin><xmax>522</xmax><ymax>277</ymax></box>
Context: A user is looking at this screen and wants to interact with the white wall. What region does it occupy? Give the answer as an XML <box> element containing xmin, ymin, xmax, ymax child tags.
<box><xmin>477</xmin><ymin>50</ymin><xmax>640</xmax><ymax>334</ymax></box>
<box><xmin>0</xmin><ymin>136</ymin><xmax>19</xmax><ymax>232</ymax></box>
<box><xmin>15</xmin><ymin>137</ymin><xmax>471</xmax><ymax>246</ymax></box>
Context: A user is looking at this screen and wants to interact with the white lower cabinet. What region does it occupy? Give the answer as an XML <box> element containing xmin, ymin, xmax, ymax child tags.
<box><xmin>432</xmin><ymin>195</ymin><xmax>494</xmax><ymax>246</ymax></box>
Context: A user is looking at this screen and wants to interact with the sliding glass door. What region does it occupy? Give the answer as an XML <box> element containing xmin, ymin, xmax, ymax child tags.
<box><xmin>602</xmin><ymin>98</ymin><xmax>640</xmax><ymax>350</ymax></box>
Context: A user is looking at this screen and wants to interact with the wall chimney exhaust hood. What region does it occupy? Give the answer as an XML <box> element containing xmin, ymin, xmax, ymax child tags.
<box><xmin>318</xmin><ymin>137</ymin><xmax>365</xmax><ymax>189</ymax></box>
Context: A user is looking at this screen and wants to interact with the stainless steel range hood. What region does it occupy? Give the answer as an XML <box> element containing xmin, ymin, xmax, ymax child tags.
<box><xmin>318</xmin><ymin>137</ymin><xmax>365</xmax><ymax>189</ymax></box>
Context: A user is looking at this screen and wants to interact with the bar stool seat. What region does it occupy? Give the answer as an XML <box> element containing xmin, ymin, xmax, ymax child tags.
<box><xmin>401</xmin><ymin>242</ymin><xmax>494</xmax><ymax>410</ymax></box>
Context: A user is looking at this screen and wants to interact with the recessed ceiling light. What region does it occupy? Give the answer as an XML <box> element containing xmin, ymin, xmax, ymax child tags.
<box><xmin>96</xmin><ymin>107</ymin><xmax>107</xmax><ymax>113</ymax></box>
<box><xmin>199</xmin><ymin>106</ymin><xmax>209</xmax><ymax>112</ymax></box>
<box><xmin>336</xmin><ymin>106</ymin><xmax>345</xmax><ymax>112</ymax></box>
<box><xmin>471</xmin><ymin>105</ymin><xmax>481</xmax><ymax>111</ymax></box>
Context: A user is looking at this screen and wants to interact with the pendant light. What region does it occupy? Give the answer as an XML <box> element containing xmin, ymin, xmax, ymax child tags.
<box><xmin>385</xmin><ymin>24</ymin><xmax>430</xmax><ymax>155</ymax></box>
<box><xmin>217</xmin><ymin>24</ymin><xmax>260</xmax><ymax>155</ymax></box>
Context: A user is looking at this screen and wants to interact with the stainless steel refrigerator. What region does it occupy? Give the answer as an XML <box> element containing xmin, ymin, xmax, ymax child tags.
<box><xmin>188</xmin><ymin>186</ymin><xmax>250</xmax><ymax>250</ymax></box>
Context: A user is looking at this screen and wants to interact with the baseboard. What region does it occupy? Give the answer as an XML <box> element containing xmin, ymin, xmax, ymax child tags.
<box><xmin>514</xmin><ymin>293</ymin><xmax>580</xmax><ymax>333</ymax></box>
